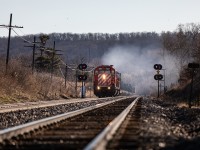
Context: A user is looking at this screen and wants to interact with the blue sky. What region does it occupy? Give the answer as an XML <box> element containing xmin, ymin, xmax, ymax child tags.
<box><xmin>1</xmin><ymin>0</ymin><xmax>200</xmax><ymax>36</ymax></box>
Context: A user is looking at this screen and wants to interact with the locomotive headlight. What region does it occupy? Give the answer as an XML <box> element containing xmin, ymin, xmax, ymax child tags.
<box><xmin>108</xmin><ymin>87</ymin><xmax>111</xmax><ymax>90</ymax></box>
<box><xmin>97</xmin><ymin>86</ymin><xmax>100</xmax><ymax>90</ymax></box>
<box><xmin>102</xmin><ymin>74</ymin><xmax>106</xmax><ymax>80</ymax></box>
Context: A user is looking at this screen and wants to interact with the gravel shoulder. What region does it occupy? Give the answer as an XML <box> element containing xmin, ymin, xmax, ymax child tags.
<box><xmin>140</xmin><ymin>98</ymin><xmax>200</xmax><ymax>149</ymax></box>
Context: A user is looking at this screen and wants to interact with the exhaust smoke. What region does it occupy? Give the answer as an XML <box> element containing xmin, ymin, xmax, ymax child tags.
<box><xmin>101</xmin><ymin>45</ymin><xmax>180</xmax><ymax>96</ymax></box>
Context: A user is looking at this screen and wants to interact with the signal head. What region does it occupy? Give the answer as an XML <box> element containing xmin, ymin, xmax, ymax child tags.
<box><xmin>154</xmin><ymin>64</ymin><xmax>162</xmax><ymax>70</ymax></box>
<box><xmin>154</xmin><ymin>74</ymin><xmax>163</xmax><ymax>80</ymax></box>
<box><xmin>78</xmin><ymin>75</ymin><xmax>87</xmax><ymax>81</ymax></box>
<box><xmin>188</xmin><ymin>63</ymin><xmax>200</xmax><ymax>69</ymax></box>
<box><xmin>78</xmin><ymin>64</ymin><xmax>87</xmax><ymax>70</ymax></box>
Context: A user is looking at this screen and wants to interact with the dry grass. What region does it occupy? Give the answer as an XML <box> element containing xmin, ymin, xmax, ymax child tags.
<box><xmin>0</xmin><ymin>57</ymin><xmax>76</xmax><ymax>104</ymax></box>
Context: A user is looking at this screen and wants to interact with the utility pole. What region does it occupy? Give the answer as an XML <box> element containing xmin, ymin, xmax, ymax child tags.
<box><xmin>50</xmin><ymin>41</ymin><xmax>62</xmax><ymax>79</ymax></box>
<box><xmin>163</xmin><ymin>69</ymin><xmax>166</xmax><ymax>93</ymax></box>
<box><xmin>65</xmin><ymin>64</ymin><xmax>67</xmax><ymax>89</ymax></box>
<box><xmin>24</xmin><ymin>36</ymin><xmax>40</xmax><ymax>74</ymax></box>
<box><xmin>88</xmin><ymin>48</ymin><xmax>91</xmax><ymax>63</ymax></box>
<box><xmin>189</xmin><ymin>69</ymin><xmax>194</xmax><ymax>108</ymax></box>
<box><xmin>51</xmin><ymin>41</ymin><xmax>56</xmax><ymax>79</ymax></box>
<box><xmin>158</xmin><ymin>80</ymin><xmax>160</xmax><ymax>98</ymax></box>
<box><xmin>188</xmin><ymin>63</ymin><xmax>200</xmax><ymax>108</ymax></box>
<box><xmin>0</xmin><ymin>13</ymin><xmax>23</xmax><ymax>73</ymax></box>
<box><xmin>32</xmin><ymin>37</ymin><xmax>36</xmax><ymax>74</ymax></box>
<box><xmin>75</xmin><ymin>69</ymin><xmax>78</xmax><ymax>98</ymax></box>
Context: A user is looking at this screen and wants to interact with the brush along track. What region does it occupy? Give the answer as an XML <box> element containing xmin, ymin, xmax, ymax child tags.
<box><xmin>0</xmin><ymin>97</ymin><xmax>137</xmax><ymax>149</ymax></box>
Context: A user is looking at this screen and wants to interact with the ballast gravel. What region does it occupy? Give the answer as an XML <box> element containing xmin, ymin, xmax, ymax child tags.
<box><xmin>0</xmin><ymin>98</ymin><xmax>116</xmax><ymax>130</ymax></box>
<box><xmin>0</xmin><ymin>97</ymin><xmax>200</xmax><ymax>149</ymax></box>
<box><xmin>139</xmin><ymin>98</ymin><xmax>200</xmax><ymax>149</ymax></box>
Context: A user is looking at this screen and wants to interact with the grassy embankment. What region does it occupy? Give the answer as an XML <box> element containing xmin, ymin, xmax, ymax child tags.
<box><xmin>0</xmin><ymin>57</ymin><xmax>78</xmax><ymax>104</ymax></box>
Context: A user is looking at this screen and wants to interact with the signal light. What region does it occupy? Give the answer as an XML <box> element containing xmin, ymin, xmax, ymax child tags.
<box><xmin>188</xmin><ymin>63</ymin><xmax>200</xmax><ymax>69</ymax></box>
<box><xmin>78</xmin><ymin>64</ymin><xmax>87</xmax><ymax>70</ymax></box>
<box><xmin>154</xmin><ymin>74</ymin><xmax>163</xmax><ymax>80</ymax></box>
<box><xmin>78</xmin><ymin>75</ymin><xmax>87</xmax><ymax>81</ymax></box>
<box><xmin>154</xmin><ymin>64</ymin><xmax>162</xmax><ymax>70</ymax></box>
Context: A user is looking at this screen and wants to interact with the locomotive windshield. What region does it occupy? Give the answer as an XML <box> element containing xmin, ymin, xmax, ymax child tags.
<box><xmin>95</xmin><ymin>67</ymin><xmax>111</xmax><ymax>74</ymax></box>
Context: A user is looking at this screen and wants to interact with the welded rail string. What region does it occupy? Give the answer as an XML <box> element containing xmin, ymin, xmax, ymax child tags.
<box><xmin>84</xmin><ymin>97</ymin><xmax>141</xmax><ymax>150</ymax></box>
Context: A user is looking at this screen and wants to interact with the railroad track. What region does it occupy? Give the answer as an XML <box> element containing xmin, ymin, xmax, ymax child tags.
<box><xmin>105</xmin><ymin>98</ymin><xmax>143</xmax><ymax>149</ymax></box>
<box><xmin>0</xmin><ymin>97</ymin><xmax>105</xmax><ymax>113</ymax></box>
<box><xmin>0</xmin><ymin>96</ymin><xmax>141</xmax><ymax>149</ymax></box>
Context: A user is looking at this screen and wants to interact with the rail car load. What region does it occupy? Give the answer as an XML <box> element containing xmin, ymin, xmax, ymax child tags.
<box><xmin>93</xmin><ymin>65</ymin><xmax>121</xmax><ymax>97</ymax></box>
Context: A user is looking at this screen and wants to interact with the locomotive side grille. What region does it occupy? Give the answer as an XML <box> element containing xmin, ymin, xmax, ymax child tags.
<box><xmin>98</xmin><ymin>74</ymin><xmax>112</xmax><ymax>86</ymax></box>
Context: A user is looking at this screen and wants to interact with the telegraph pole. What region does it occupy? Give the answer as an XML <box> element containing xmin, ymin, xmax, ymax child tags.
<box><xmin>51</xmin><ymin>41</ymin><xmax>56</xmax><ymax>79</ymax></box>
<box><xmin>32</xmin><ymin>37</ymin><xmax>36</xmax><ymax>73</ymax></box>
<box><xmin>75</xmin><ymin>69</ymin><xmax>78</xmax><ymax>98</ymax></box>
<box><xmin>163</xmin><ymin>69</ymin><xmax>166</xmax><ymax>93</ymax></box>
<box><xmin>50</xmin><ymin>41</ymin><xmax>62</xmax><ymax>79</ymax></box>
<box><xmin>65</xmin><ymin>64</ymin><xmax>67</xmax><ymax>89</ymax></box>
<box><xmin>24</xmin><ymin>36</ymin><xmax>40</xmax><ymax>74</ymax></box>
<box><xmin>0</xmin><ymin>13</ymin><xmax>23</xmax><ymax>73</ymax></box>
<box><xmin>188</xmin><ymin>63</ymin><xmax>200</xmax><ymax>108</ymax></box>
<box><xmin>158</xmin><ymin>80</ymin><xmax>160</xmax><ymax>98</ymax></box>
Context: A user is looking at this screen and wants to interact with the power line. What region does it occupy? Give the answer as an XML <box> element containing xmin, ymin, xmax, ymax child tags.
<box><xmin>17</xmin><ymin>28</ymin><xmax>26</xmax><ymax>35</ymax></box>
<box><xmin>12</xmin><ymin>28</ymin><xmax>33</xmax><ymax>44</ymax></box>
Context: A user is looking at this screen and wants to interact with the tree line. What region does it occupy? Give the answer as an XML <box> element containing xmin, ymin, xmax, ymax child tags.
<box><xmin>162</xmin><ymin>23</ymin><xmax>200</xmax><ymax>81</ymax></box>
<box><xmin>0</xmin><ymin>32</ymin><xmax>161</xmax><ymax>63</ymax></box>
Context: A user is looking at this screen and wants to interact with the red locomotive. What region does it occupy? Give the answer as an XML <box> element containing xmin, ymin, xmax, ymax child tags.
<box><xmin>93</xmin><ymin>65</ymin><xmax>121</xmax><ymax>97</ymax></box>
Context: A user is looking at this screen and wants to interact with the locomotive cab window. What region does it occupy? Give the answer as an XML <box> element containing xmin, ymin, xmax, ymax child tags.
<box><xmin>99</xmin><ymin>70</ymin><xmax>104</xmax><ymax>74</ymax></box>
<box><xmin>105</xmin><ymin>68</ymin><xmax>111</xmax><ymax>74</ymax></box>
<box><xmin>98</xmin><ymin>67</ymin><xmax>111</xmax><ymax>74</ymax></box>
<box><xmin>105</xmin><ymin>70</ymin><xmax>110</xmax><ymax>74</ymax></box>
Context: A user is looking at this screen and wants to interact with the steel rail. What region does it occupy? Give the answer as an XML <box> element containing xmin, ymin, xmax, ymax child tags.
<box><xmin>0</xmin><ymin>97</ymin><xmax>120</xmax><ymax>113</ymax></box>
<box><xmin>0</xmin><ymin>96</ymin><xmax>132</xmax><ymax>143</ymax></box>
<box><xmin>84</xmin><ymin>96</ymin><xmax>141</xmax><ymax>150</ymax></box>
